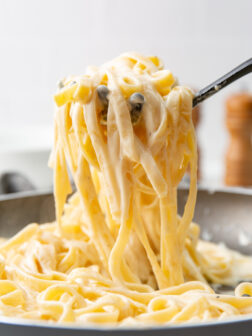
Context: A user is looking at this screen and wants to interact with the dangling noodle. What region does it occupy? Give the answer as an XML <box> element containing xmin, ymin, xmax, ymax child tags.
<box><xmin>1</xmin><ymin>52</ymin><xmax>252</xmax><ymax>325</ymax></box>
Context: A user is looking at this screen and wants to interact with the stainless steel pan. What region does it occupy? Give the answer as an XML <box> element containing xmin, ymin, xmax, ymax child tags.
<box><xmin>0</xmin><ymin>187</ymin><xmax>252</xmax><ymax>336</ymax></box>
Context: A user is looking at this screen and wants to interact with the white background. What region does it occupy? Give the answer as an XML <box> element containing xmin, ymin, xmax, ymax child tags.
<box><xmin>0</xmin><ymin>0</ymin><xmax>251</xmax><ymax>187</ymax></box>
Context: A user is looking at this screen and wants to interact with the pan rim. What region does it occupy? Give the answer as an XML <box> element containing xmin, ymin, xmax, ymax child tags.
<box><xmin>0</xmin><ymin>185</ymin><xmax>252</xmax><ymax>202</ymax></box>
<box><xmin>0</xmin><ymin>313</ymin><xmax>252</xmax><ymax>331</ymax></box>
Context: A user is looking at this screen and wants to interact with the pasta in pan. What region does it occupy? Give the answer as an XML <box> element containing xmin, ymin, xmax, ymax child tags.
<box><xmin>1</xmin><ymin>52</ymin><xmax>252</xmax><ymax>325</ymax></box>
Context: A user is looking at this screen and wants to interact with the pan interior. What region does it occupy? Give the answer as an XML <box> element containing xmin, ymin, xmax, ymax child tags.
<box><xmin>0</xmin><ymin>187</ymin><xmax>252</xmax><ymax>331</ymax></box>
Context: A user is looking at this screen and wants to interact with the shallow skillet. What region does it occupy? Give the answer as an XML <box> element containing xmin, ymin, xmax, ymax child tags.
<box><xmin>0</xmin><ymin>187</ymin><xmax>252</xmax><ymax>336</ymax></box>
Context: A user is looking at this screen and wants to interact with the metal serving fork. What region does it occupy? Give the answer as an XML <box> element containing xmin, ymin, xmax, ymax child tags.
<box><xmin>193</xmin><ymin>58</ymin><xmax>252</xmax><ymax>107</ymax></box>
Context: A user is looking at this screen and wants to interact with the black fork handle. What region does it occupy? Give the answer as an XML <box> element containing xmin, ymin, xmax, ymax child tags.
<box><xmin>193</xmin><ymin>58</ymin><xmax>252</xmax><ymax>108</ymax></box>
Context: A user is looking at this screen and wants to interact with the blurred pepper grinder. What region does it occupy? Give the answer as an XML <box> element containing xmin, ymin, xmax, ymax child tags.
<box><xmin>225</xmin><ymin>92</ymin><xmax>252</xmax><ymax>186</ymax></box>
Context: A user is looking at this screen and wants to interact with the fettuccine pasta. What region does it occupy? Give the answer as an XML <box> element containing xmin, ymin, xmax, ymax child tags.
<box><xmin>1</xmin><ymin>52</ymin><xmax>252</xmax><ymax>325</ymax></box>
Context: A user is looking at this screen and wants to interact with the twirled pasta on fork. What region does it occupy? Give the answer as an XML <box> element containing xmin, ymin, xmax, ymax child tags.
<box><xmin>0</xmin><ymin>53</ymin><xmax>252</xmax><ymax>325</ymax></box>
